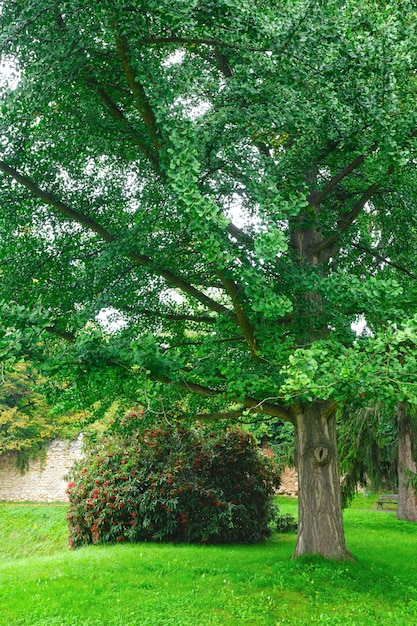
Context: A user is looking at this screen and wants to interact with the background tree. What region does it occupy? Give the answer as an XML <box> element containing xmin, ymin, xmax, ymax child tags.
<box><xmin>0</xmin><ymin>361</ymin><xmax>81</xmax><ymax>465</ymax></box>
<box><xmin>339</xmin><ymin>403</ymin><xmax>397</xmax><ymax>503</ymax></box>
<box><xmin>396</xmin><ymin>402</ymin><xmax>417</xmax><ymax>522</ymax></box>
<box><xmin>0</xmin><ymin>0</ymin><xmax>417</xmax><ymax>558</ymax></box>
<box><xmin>340</xmin><ymin>400</ymin><xmax>417</xmax><ymax>522</ymax></box>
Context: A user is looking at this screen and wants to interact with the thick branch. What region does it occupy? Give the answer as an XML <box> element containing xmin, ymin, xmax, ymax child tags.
<box><xmin>157</xmin><ymin>374</ymin><xmax>293</xmax><ymax>421</ymax></box>
<box><xmin>226</xmin><ymin>222</ymin><xmax>255</xmax><ymax>247</ymax></box>
<box><xmin>313</xmin><ymin>180</ymin><xmax>382</xmax><ymax>256</ymax></box>
<box><xmin>215</xmin><ymin>49</ymin><xmax>233</xmax><ymax>78</ymax></box>
<box><xmin>45</xmin><ymin>326</ymin><xmax>75</xmax><ymax>343</ymax></box>
<box><xmin>217</xmin><ymin>270</ymin><xmax>259</xmax><ymax>360</ymax></box>
<box><xmin>339</xmin><ymin>181</ymin><xmax>381</xmax><ymax>230</ymax></box>
<box><xmin>0</xmin><ymin>160</ymin><xmax>234</xmax><ymax>317</ymax></box>
<box><xmin>93</xmin><ymin>84</ymin><xmax>160</xmax><ymax>171</ymax></box>
<box><xmin>313</xmin><ymin>153</ymin><xmax>366</xmax><ymax>204</ymax></box>
<box><xmin>113</xmin><ymin>31</ymin><xmax>162</xmax><ymax>152</ymax></box>
<box><xmin>0</xmin><ymin>160</ymin><xmax>114</xmax><ymax>241</ymax></box>
<box><xmin>44</xmin><ymin>324</ymin><xmax>292</xmax><ymax>421</ymax></box>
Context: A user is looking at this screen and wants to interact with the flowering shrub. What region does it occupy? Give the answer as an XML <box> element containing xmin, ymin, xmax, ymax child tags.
<box><xmin>67</xmin><ymin>423</ymin><xmax>280</xmax><ymax>547</ymax></box>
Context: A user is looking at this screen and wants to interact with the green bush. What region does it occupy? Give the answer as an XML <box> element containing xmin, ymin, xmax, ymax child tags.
<box><xmin>67</xmin><ymin>423</ymin><xmax>280</xmax><ymax>547</ymax></box>
<box><xmin>274</xmin><ymin>512</ymin><xmax>298</xmax><ymax>533</ymax></box>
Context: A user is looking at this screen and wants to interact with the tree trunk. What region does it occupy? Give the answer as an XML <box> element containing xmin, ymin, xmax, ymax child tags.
<box><xmin>397</xmin><ymin>401</ymin><xmax>417</xmax><ymax>522</ymax></box>
<box><xmin>293</xmin><ymin>402</ymin><xmax>352</xmax><ymax>559</ymax></box>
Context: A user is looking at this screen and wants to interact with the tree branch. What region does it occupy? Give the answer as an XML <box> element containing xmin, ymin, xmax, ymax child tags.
<box><xmin>113</xmin><ymin>30</ymin><xmax>162</xmax><ymax>153</ymax></box>
<box><xmin>352</xmin><ymin>243</ymin><xmax>417</xmax><ymax>280</ymax></box>
<box><xmin>226</xmin><ymin>222</ymin><xmax>255</xmax><ymax>247</ymax></box>
<box><xmin>43</xmin><ymin>323</ymin><xmax>292</xmax><ymax>422</ymax></box>
<box><xmin>312</xmin><ymin>180</ymin><xmax>383</xmax><ymax>256</ymax></box>
<box><xmin>91</xmin><ymin>83</ymin><xmax>161</xmax><ymax>172</ymax></box>
<box><xmin>313</xmin><ymin>153</ymin><xmax>366</xmax><ymax>205</ymax></box>
<box><xmin>214</xmin><ymin>48</ymin><xmax>233</xmax><ymax>78</ymax></box>
<box><xmin>217</xmin><ymin>270</ymin><xmax>259</xmax><ymax>360</ymax></box>
<box><xmin>45</xmin><ymin>326</ymin><xmax>75</xmax><ymax>343</ymax></box>
<box><xmin>312</xmin><ymin>143</ymin><xmax>380</xmax><ymax>207</ymax></box>
<box><xmin>0</xmin><ymin>160</ymin><xmax>235</xmax><ymax>317</ymax></box>
<box><xmin>156</xmin><ymin>374</ymin><xmax>293</xmax><ymax>421</ymax></box>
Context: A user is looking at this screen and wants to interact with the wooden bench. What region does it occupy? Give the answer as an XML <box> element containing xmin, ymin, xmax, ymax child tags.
<box><xmin>377</xmin><ymin>494</ymin><xmax>398</xmax><ymax>509</ymax></box>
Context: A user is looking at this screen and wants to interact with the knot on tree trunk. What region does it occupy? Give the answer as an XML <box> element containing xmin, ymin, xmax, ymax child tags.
<box><xmin>311</xmin><ymin>443</ymin><xmax>332</xmax><ymax>466</ymax></box>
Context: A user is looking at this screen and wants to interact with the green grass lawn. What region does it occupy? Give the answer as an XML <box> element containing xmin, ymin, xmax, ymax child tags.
<box><xmin>0</xmin><ymin>495</ymin><xmax>416</xmax><ymax>625</ymax></box>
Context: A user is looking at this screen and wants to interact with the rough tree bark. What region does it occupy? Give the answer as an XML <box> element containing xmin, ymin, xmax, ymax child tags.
<box><xmin>397</xmin><ymin>401</ymin><xmax>417</xmax><ymax>522</ymax></box>
<box><xmin>292</xmin><ymin>401</ymin><xmax>352</xmax><ymax>559</ymax></box>
<box><xmin>287</xmin><ymin>196</ymin><xmax>354</xmax><ymax>559</ymax></box>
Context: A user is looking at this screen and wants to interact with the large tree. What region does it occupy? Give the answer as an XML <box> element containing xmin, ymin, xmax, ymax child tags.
<box><xmin>1</xmin><ymin>0</ymin><xmax>417</xmax><ymax>558</ymax></box>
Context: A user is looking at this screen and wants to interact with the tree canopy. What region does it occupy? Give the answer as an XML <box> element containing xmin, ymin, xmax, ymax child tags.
<box><xmin>0</xmin><ymin>0</ymin><xmax>417</xmax><ymax>558</ymax></box>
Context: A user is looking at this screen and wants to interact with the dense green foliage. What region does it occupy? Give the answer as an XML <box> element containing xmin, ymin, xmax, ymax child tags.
<box><xmin>0</xmin><ymin>0</ymin><xmax>416</xmax><ymax>417</ymax></box>
<box><xmin>1</xmin><ymin>0</ymin><xmax>417</xmax><ymax>556</ymax></box>
<box><xmin>67</xmin><ymin>423</ymin><xmax>279</xmax><ymax>547</ymax></box>
<box><xmin>0</xmin><ymin>362</ymin><xmax>53</xmax><ymax>454</ymax></box>
<box><xmin>0</xmin><ymin>361</ymin><xmax>83</xmax><ymax>461</ymax></box>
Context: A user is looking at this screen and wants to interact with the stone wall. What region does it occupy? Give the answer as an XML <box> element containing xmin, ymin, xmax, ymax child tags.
<box><xmin>276</xmin><ymin>466</ymin><xmax>298</xmax><ymax>496</ymax></box>
<box><xmin>0</xmin><ymin>436</ymin><xmax>298</xmax><ymax>502</ymax></box>
<box><xmin>0</xmin><ymin>436</ymin><xmax>83</xmax><ymax>502</ymax></box>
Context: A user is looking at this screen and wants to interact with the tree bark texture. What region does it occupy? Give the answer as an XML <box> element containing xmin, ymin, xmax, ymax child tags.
<box><xmin>397</xmin><ymin>401</ymin><xmax>417</xmax><ymax>522</ymax></box>
<box><xmin>293</xmin><ymin>402</ymin><xmax>352</xmax><ymax>559</ymax></box>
